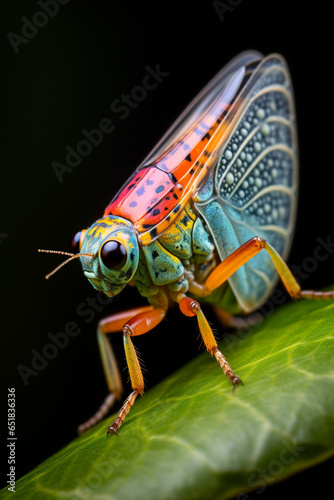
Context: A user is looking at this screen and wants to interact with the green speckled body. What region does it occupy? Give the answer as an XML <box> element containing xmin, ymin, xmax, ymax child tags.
<box><xmin>135</xmin><ymin>203</ymin><xmax>215</xmax><ymax>292</ymax></box>
<box><xmin>133</xmin><ymin>202</ymin><xmax>242</xmax><ymax>314</ymax></box>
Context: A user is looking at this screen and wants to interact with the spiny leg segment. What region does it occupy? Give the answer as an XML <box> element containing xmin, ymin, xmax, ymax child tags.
<box><xmin>179</xmin><ymin>296</ymin><xmax>242</xmax><ymax>386</ymax></box>
<box><xmin>77</xmin><ymin>304</ymin><xmax>164</xmax><ymax>435</ymax></box>
<box><xmin>107</xmin><ymin>296</ymin><xmax>168</xmax><ymax>436</ymax></box>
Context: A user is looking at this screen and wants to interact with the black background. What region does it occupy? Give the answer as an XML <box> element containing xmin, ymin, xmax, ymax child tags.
<box><xmin>1</xmin><ymin>0</ymin><xmax>333</xmax><ymax>497</ymax></box>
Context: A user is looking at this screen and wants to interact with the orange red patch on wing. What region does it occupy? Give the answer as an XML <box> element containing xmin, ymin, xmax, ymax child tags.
<box><xmin>104</xmin><ymin>97</ymin><xmax>233</xmax><ymax>243</ymax></box>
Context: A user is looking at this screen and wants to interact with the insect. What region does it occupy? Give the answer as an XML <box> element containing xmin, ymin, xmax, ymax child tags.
<box><xmin>40</xmin><ymin>51</ymin><xmax>334</xmax><ymax>436</ymax></box>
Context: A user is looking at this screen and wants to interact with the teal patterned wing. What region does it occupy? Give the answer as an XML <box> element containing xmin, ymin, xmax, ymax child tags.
<box><xmin>194</xmin><ymin>54</ymin><xmax>298</xmax><ymax>313</ymax></box>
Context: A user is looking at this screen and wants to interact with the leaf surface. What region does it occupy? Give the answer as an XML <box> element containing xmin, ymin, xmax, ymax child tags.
<box><xmin>3</xmin><ymin>296</ymin><xmax>334</xmax><ymax>500</ymax></box>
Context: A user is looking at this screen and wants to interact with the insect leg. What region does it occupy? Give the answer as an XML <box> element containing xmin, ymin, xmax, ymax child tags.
<box><xmin>213</xmin><ymin>307</ymin><xmax>262</xmax><ymax>329</ymax></box>
<box><xmin>77</xmin><ymin>305</ymin><xmax>154</xmax><ymax>435</ymax></box>
<box><xmin>205</xmin><ymin>236</ymin><xmax>334</xmax><ymax>300</ymax></box>
<box><xmin>107</xmin><ymin>293</ymin><xmax>168</xmax><ymax>436</ymax></box>
<box><xmin>179</xmin><ymin>297</ymin><xmax>242</xmax><ymax>386</ymax></box>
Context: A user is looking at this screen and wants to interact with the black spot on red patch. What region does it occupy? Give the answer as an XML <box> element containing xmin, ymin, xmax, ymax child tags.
<box><xmin>153</xmin><ymin>209</ymin><xmax>160</xmax><ymax>216</ymax></box>
<box><xmin>173</xmin><ymin>193</ymin><xmax>178</xmax><ymax>200</ymax></box>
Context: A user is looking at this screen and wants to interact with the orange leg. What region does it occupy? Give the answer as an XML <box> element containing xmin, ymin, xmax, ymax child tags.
<box><xmin>213</xmin><ymin>306</ymin><xmax>262</xmax><ymax>329</ymax></box>
<box><xmin>77</xmin><ymin>300</ymin><xmax>167</xmax><ymax>435</ymax></box>
<box><xmin>205</xmin><ymin>236</ymin><xmax>334</xmax><ymax>300</ymax></box>
<box><xmin>78</xmin><ymin>305</ymin><xmax>153</xmax><ymax>435</ymax></box>
<box><xmin>179</xmin><ymin>297</ymin><xmax>242</xmax><ymax>386</ymax></box>
<box><xmin>107</xmin><ymin>292</ymin><xmax>168</xmax><ymax>436</ymax></box>
<box><xmin>180</xmin><ymin>236</ymin><xmax>333</xmax><ymax>389</ymax></box>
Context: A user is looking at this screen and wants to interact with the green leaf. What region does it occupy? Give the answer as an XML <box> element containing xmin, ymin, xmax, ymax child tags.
<box><xmin>3</xmin><ymin>295</ymin><xmax>334</xmax><ymax>500</ymax></box>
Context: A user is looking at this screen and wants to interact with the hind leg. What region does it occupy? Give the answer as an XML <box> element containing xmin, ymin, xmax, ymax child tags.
<box><xmin>205</xmin><ymin>237</ymin><xmax>334</xmax><ymax>301</ymax></box>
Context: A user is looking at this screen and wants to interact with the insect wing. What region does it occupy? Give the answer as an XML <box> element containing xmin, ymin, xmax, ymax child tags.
<box><xmin>194</xmin><ymin>54</ymin><xmax>298</xmax><ymax>312</ymax></box>
<box><xmin>105</xmin><ymin>52</ymin><xmax>265</xmax><ymax>245</ymax></box>
<box><xmin>139</xmin><ymin>51</ymin><xmax>263</xmax><ymax>168</ymax></box>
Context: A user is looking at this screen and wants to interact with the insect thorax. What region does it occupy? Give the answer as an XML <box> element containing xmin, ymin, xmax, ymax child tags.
<box><xmin>134</xmin><ymin>203</ymin><xmax>217</xmax><ymax>298</ymax></box>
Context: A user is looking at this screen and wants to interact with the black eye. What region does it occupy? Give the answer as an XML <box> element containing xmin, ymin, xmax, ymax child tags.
<box><xmin>71</xmin><ymin>231</ymin><xmax>82</xmax><ymax>253</ymax></box>
<box><xmin>101</xmin><ymin>240</ymin><xmax>127</xmax><ymax>270</ymax></box>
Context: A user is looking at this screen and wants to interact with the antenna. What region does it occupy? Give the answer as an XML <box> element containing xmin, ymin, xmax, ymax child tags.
<box><xmin>38</xmin><ymin>249</ymin><xmax>94</xmax><ymax>280</ymax></box>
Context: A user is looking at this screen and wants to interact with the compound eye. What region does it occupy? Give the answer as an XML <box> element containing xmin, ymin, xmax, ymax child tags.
<box><xmin>100</xmin><ymin>240</ymin><xmax>127</xmax><ymax>270</ymax></box>
<box><xmin>71</xmin><ymin>231</ymin><xmax>82</xmax><ymax>253</ymax></box>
